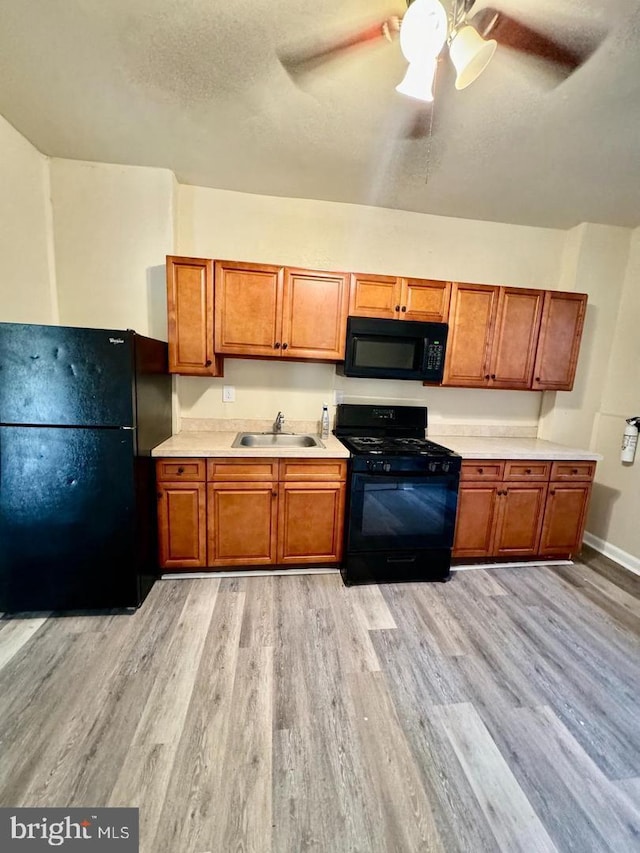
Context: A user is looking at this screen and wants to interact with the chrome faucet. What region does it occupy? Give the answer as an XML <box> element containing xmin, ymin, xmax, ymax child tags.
<box><xmin>273</xmin><ymin>411</ymin><xmax>285</xmax><ymax>433</ymax></box>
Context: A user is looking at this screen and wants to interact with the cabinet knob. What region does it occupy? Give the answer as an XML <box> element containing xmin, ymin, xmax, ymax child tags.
<box><xmin>274</xmin><ymin>342</ymin><xmax>280</xmax><ymax>349</ymax></box>
<box><xmin>177</xmin><ymin>466</ymin><xmax>185</xmax><ymax>474</ymax></box>
<box><xmin>571</xmin><ymin>468</ymin><xmax>579</xmax><ymax>474</ymax></box>
<box><xmin>535</xmin><ymin>377</ymin><xmax>541</xmax><ymax>382</ymax></box>
<box><xmin>550</xmin><ymin>489</ymin><xmax>556</xmax><ymax>496</ymax></box>
<box><xmin>157</xmin><ymin>492</ymin><xmax>162</xmax><ymax>500</ymax></box>
<box><xmin>485</xmin><ymin>374</ymin><xmax>490</xmax><ymax>380</ymax></box>
<box><xmin>205</xmin><ymin>359</ymin><xmax>212</xmax><ymax>367</ymax></box>
<box><xmin>491</xmin><ymin>374</ymin><xmax>496</xmax><ymax>380</ymax></box>
<box><xmin>401</xmin><ymin>306</ymin><xmax>407</xmax><ymax>313</ymax></box>
<box><xmin>282</xmin><ymin>342</ymin><xmax>288</xmax><ymax>350</ymax></box>
<box><xmin>272</xmin><ymin>490</ymin><xmax>277</xmax><ymax>497</ymax></box>
<box><xmin>478</xmin><ymin>468</ymin><xmax>484</xmax><ymax>474</ymax></box>
<box><xmin>395</xmin><ymin>305</ymin><xmax>400</xmax><ymax>312</ymax></box>
<box><xmin>526</xmin><ymin>468</ymin><xmax>532</xmax><ymax>474</ymax></box>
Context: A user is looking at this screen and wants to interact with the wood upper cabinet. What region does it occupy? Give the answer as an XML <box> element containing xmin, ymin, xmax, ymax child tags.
<box><xmin>214</xmin><ymin>260</ymin><xmax>284</xmax><ymax>356</ymax></box>
<box><xmin>444</xmin><ymin>283</ymin><xmax>544</xmax><ymax>389</ymax></box>
<box><xmin>166</xmin><ymin>256</ymin><xmax>223</xmax><ymax>375</ymax></box>
<box><xmin>349</xmin><ymin>273</ymin><xmax>450</xmax><ymax>322</ymax></box>
<box><xmin>533</xmin><ymin>291</ymin><xmax>587</xmax><ymax>391</ymax></box>
<box><xmin>214</xmin><ymin>261</ymin><xmax>348</xmax><ymax>361</ymax></box>
<box><xmin>443</xmin><ymin>283</ymin><xmax>499</xmax><ymax>386</ymax></box>
<box><xmin>488</xmin><ymin>288</ymin><xmax>544</xmax><ymax>389</ymax></box>
<box><xmin>282</xmin><ymin>268</ymin><xmax>349</xmax><ymax>360</ymax></box>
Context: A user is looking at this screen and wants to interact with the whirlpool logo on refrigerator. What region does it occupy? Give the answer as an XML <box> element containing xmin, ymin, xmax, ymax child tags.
<box><xmin>0</xmin><ymin>808</ymin><xmax>138</xmax><ymax>850</ymax></box>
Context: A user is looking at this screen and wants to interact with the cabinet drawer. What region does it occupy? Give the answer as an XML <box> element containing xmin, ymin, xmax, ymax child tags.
<box><xmin>156</xmin><ymin>458</ymin><xmax>206</xmax><ymax>482</ymax></box>
<box><xmin>503</xmin><ymin>461</ymin><xmax>550</xmax><ymax>481</ymax></box>
<box><xmin>550</xmin><ymin>461</ymin><xmax>596</xmax><ymax>482</ymax></box>
<box><xmin>460</xmin><ymin>461</ymin><xmax>505</xmax><ymax>481</ymax></box>
<box><xmin>279</xmin><ymin>459</ymin><xmax>347</xmax><ymax>481</ymax></box>
<box><xmin>207</xmin><ymin>458</ymin><xmax>279</xmax><ymax>481</ymax></box>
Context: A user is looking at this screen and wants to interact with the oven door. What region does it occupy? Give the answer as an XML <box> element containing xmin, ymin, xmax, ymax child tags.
<box><xmin>347</xmin><ymin>471</ymin><xmax>459</xmax><ymax>553</ymax></box>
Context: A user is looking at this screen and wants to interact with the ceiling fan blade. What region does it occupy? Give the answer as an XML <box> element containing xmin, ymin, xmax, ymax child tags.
<box><xmin>470</xmin><ymin>7</ymin><xmax>590</xmax><ymax>71</ymax></box>
<box><xmin>279</xmin><ymin>15</ymin><xmax>400</xmax><ymax>77</ymax></box>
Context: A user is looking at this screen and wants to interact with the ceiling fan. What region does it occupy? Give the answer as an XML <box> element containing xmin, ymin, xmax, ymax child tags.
<box><xmin>280</xmin><ymin>0</ymin><xmax>593</xmax><ymax>103</ymax></box>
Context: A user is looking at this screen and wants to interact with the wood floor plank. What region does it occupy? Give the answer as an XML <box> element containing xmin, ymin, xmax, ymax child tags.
<box><xmin>490</xmin><ymin>704</ymin><xmax>640</xmax><ymax>852</ymax></box>
<box><xmin>1</xmin><ymin>552</ymin><xmax>639</xmax><ymax>852</ymax></box>
<box><xmin>0</xmin><ymin>614</ymin><xmax>50</xmax><ymax>671</ymax></box>
<box><xmin>434</xmin><ymin>702</ymin><xmax>558</xmax><ymax>852</ymax></box>
<box><xmin>150</xmin><ymin>588</ymin><xmax>246</xmax><ymax>853</ymax></box>
<box><xmin>348</xmin><ymin>670</ymin><xmax>445</xmax><ymax>853</ymax></box>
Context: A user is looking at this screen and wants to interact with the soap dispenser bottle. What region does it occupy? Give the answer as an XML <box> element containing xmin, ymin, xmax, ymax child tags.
<box><xmin>321</xmin><ymin>404</ymin><xmax>330</xmax><ymax>439</ymax></box>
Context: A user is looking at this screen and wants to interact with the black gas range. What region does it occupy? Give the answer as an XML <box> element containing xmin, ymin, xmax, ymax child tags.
<box><xmin>334</xmin><ymin>404</ymin><xmax>460</xmax><ymax>585</ymax></box>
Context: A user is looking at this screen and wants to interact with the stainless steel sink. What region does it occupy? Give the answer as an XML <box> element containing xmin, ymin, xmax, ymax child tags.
<box><xmin>232</xmin><ymin>432</ymin><xmax>325</xmax><ymax>448</ymax></box>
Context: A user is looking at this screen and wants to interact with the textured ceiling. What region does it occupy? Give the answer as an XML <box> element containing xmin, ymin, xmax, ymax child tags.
<box><xmin>1</xmin><ymin>0</ymin><xmax>639</xmax><ymax>229</ymax></box>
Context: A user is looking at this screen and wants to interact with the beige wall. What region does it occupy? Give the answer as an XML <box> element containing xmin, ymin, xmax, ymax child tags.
<box><xmin>49</xmin><ymin>159</ymin><xmax>175</xmax><ymax>338</ymax></box>
<box><xmin>176</xmin><ymin>185</ymin><xmax>567</xmax><ymax>430</ymax></box>
<box><xmin>0</xmin><ymin>115</ymin><xmax>57</xmax><ymax>324</ymax></box>
<box><xmin>583</xmin><ymin>227</ymin><xmax>640</xmax><ymax>570</ymax></box>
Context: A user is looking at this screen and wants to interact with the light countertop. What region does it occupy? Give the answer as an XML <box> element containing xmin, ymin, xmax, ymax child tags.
<box><xmin>429</xmin><ymin>435</ymin><xmax>602</xmax><ymax>461</ymax></box>
<box><xmin>152</xmin><ymin>431</ymin><xmax>600</xmax><ymax>461</ymax></box>
<box><xmin>151</xmin><ymin>431</ymin><xmax>350</xmax><ymax>459</ymax></box>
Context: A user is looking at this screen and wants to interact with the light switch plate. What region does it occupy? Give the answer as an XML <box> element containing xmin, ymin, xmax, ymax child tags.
<box><xmin>222</xmin><ymin>385</ymin><xmax>235</xmax><ymax>402</ymax></box>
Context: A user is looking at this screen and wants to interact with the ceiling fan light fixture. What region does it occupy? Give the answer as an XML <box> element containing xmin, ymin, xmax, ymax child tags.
<box><xmin>449</xmin><ymin>24</ymin><xmax>497</xmax><ymax>90</ymax></box>
<box><xmin>399</xmin><ymin>0</ymin><xmax>448</xmax><ymax>64</ymax></box>
<box><xmin>395</xmin><ymin>57</ymin><xmax>438</xmax><ymax>102</ymax></box>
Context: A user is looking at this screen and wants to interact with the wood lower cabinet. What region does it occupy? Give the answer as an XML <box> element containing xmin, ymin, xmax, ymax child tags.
<box><xmin>156</xmin><ymin>457</ymin><xmax>346</xmax><ymax>570</ymax></box>
<box><xmin>208</xmin><ymin>482</ymin><xmax>278</xmax><ymax>566</ymax></box>
<box><xmin>278</xmin><ymin>481</ymin><xmax>345</xmax><ymax>564</ymax></box>
<box><xmin>214</xmin><ymin>260</ymin><xmax>349</xmax><ymax>361</ymax></box>
<box><xmin>349</xmin><ymin>273</ymin><xmax>451</xmax><ymax>322</ymax></box>
<box><xmin>453</xmin><ymin>458</ymin><xmax>595</xmax><ymax>561</ymax></box>
<box><xmin>166</xmin><ymin>256</ymin><xmax>223</xmax><ymax>376</ymax></box>
<box><xmin>156</xmin><ymin>458</ymin><xmax>208</xmax><ymax>570</ymax></box>
<box><xmin>538</xmin><ymin>461</ymin><xmax>595</xmax><ymax>556</ymax></box>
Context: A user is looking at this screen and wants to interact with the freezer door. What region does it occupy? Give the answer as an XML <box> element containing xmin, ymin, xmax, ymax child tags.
<box><xmin>0</xmin><ymin>323</ymin><xmax>135</xmax><ymax>427</ymax></box>
<box><xmin>0</xmin><ymin>426</ymin><xmax>141</xmax><ymax>611</ymax></box>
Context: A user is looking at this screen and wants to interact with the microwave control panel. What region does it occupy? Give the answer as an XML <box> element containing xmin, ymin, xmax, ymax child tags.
<box><xmin>425</xmin><ymin>340</ymin><xmax>445</xmax><ymax>372</ymax></box>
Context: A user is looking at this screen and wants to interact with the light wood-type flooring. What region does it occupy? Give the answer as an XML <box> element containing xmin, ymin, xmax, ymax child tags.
<box><xmin>1</xmin><ymin>546</ymin><xmax>639</xmax><ymax>852</ymax></box>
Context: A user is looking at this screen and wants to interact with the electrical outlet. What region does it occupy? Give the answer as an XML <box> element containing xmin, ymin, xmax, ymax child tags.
<box><xmin>222</xmin><ymin>385</ymin><xmax>235</xmax><ymax>402</ymax></box>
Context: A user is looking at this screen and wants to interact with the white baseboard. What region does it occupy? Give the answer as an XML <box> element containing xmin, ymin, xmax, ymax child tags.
<box><xmin>454</xmin><ymin>560</ymin><xmax>572</xmax><ymax>572</ymax></box>
<box><xmin>583</xmin><ymin>532</ymin><xmax>640</xmax><ymax>577</ymax></box>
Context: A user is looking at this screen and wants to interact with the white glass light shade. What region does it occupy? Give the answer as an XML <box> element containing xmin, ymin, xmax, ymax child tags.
<box><xmin>449</xmin><ymin>25</ymin><xmax>497</xmax><ymax>90</ymax></box>
<box><xmin>399</xmin><ymin>0</ymin><xmax>448</xmax><ymax>64</ymax></box>
<box><xmin>395</xmin><ymin>57</ymin><xmax>438</xmax><ymax>102</ymax></box>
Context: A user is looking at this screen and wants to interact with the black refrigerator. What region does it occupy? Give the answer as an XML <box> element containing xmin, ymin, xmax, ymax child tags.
<box><xmin>0</xmin><ymin>322</ymin><xmax>172</xmax><ymax>613</ymax></box>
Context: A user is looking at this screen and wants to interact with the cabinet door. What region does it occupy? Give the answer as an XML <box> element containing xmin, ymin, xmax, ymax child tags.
<box><xmin>277</xmin><ymin>481</ymin><xmax>345</xmax><ymax>564</ymax></box>
<box><xmin>166</xmin><ymin>256</ymin><xmax>223</xmax><ymax>375</ymax></box>
<box><xmin>539</xmin><ymin>482</ymin><xmax>592</xmax><ymax>557</ymax></box>
<box><xmin>349</xmin><ymin>273</ymin><xmax>400</xmax><ymax>319</ymax></box>
<box><xmin>207</xmin><ymin>482</ymin><xmax>278</xmax><ymax>566</ymax></box>
<box><xmin>401</xmin><ymin>279</ymin><xmax>451</xmax><ymax>322</ymax></box>
<box><xmin>157</xmin><ymin>482</ymin><xmax>207</xmax><ymax>570</ymax></box>
<box><xmin>214</xmin><ymin>261</ymin><xmax>284</xmax><ymax>356</ymax></box>
<box><xmin>533</xmin><ymin>291</ymin><xmax>587</xmax><ymax>391</ymax></box>
<box><xmin>443</xmin><ymin>283</ymin><xmax>499</xmax><ymax>387</ymax></box>
<box><xmin>488</xmin><ymin>288</ymin><xmax>544</xmax><ymax>389</ymax></box>
<box><xmin>282</xmin><ymin>268</ymin><xmax>349</xmax><ymax>360</ymax></box>
<box><xmin>493</xmin><ymin>483</ymin><xmax>547</xmax><ymax>557</ymax></box>
<box><xmin>453</xmin><ymin>483</ymin><xmax>501</xmax><ymax>558</ymax></box>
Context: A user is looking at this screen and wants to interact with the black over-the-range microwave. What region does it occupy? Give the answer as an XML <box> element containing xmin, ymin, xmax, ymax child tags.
<box><xmin>337</xmin><ymin>316</ymin><xmax>449</xmax><ymax>382</ymax></box>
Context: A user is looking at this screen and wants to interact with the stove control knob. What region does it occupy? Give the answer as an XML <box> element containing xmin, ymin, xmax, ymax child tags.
<box><xmin>428</xmin><ymin>462</ymin><xmax>438</xmax><ymax>472</ymax></box>
<box><xmin>442</xmin><ymin>462</ymin><xmax>450</xmax><ymax>473</ymax></box>
<box><xmin>383</xmin><ymin>462</ymin><xmax>391</xmax><ymax>472</ymax></box>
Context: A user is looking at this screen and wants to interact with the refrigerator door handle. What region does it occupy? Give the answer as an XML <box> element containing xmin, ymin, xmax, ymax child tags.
<box><xmin>120</xmin><ymin>426</ymin><xmax>135</xmax><ymax>430</ymax></box>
